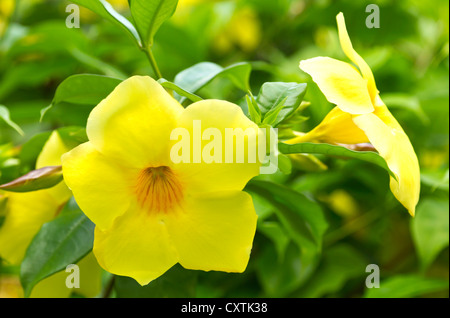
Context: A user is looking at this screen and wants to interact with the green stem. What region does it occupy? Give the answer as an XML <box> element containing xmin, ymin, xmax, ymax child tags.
<box><xmin>101</xmin><ymin>275</ymin><xmax>116</xmax><ymax>298</ymax></box>
<box><xmin>143</xmin><ymin>48</ymin><xmax>163</xmax><ymax>79</ymax></box>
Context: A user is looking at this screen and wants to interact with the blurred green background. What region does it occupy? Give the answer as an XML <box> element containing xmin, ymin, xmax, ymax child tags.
<box><xmin>0</xmin><ymin>0</ymin><xmax>448</xmax><ymax>298</ymax></box>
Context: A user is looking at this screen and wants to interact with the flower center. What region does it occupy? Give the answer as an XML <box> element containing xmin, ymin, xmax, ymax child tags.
<box><xmin>135</xmin><ymin>166</ymin><xmax>183</xmax><ymax>213</ymax></box>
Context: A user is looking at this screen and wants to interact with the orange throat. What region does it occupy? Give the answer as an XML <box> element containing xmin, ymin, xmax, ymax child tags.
<box><xmin>135</xmin><ymin>166</ymin><xmax>183</xmax><ymax>213</ymax></box>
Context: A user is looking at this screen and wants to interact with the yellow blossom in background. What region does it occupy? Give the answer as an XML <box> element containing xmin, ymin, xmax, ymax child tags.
<box><xmin>0</xmin><ymin>132</ymin><xmax>102</xmax><ymax>298</ymax></box>
<box><xmin>0</xmin><ymin>131</ymin><xmax>71</xmax><ymax>264</ymax></box>
<box><xmin>172</xmin><ymin>0</ymin><xmax>261</xmax><ymax>54</ymax></box>
<box><xmin>214</xmin><ymin>6</ymin><xmax>262</xmax><ymax>54</ymax></box>
<box><xmin>0</xmin><ymin>0</ymin><xmax>14</xmax><ymax>36</ymax></box>
<box><xmin>290</xmin><ymin>13</ymin><xmax>421</xmax><ymax>216</ymax></box>
<box><xmin>62</xmin><ymin>76</ymin><xmax>261</xmax><ymax>285</ymax></box>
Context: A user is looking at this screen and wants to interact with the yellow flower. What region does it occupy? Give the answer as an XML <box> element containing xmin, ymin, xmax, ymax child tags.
<box><xmin>290</xmin><ymin>13</ymin><xmax>420</xmax><ymax>216</ymax></box>
<box><xmin>0</xmin><ymin>131</ymin><xmax>72</xmax><ymax>264</ymax></box>
<box><xmin>61</xmin><ymin>76</ymin><xmax>260</xmax><ymax>285</ymax></box>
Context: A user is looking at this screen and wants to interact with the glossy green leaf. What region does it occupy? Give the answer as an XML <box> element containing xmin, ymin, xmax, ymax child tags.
<box><xmin>258</xmin><ymin>221</ymin><xmax>290</xmax><ymax>262</ymax></box>
<box><xmin>0</xmin><ymin>166</ymin><xmax>63</xmax><ymax>193</ymax></box>
<box><xmin>279</xmin><ymin>142</ymin><xmax>396</xmax><ymax>180</ymax></box>
<box><xmin>20</xmin><ymin>199</ymin><xmax>95</xmax><ymax>297</ymax></box>
<box><xmin>114</xmin><ymin>264</ymin><xmax>197</xmax><ymax>297</ymax></box>
<box><xmin>0</xmin><ymin>105</ymin><xmax>24</xmax><ymax>136</ymax></box>
<box><xmin>247</xmin><ymin>180</ymin><xmax>328</xmax><ymax>268</ymax></box>
<box><xmin>364</xmin><ymin>275</ymin><xmax>449</xmax><ymax>298</ymax></box>
<box><xmin>295</xmin><ymin>244</ymin><xmax>367</xmax><ymax>297</ymax></box>
<box><xmin>71</xmin><ymin>0</ymin><xmax>141</xmax><ymax>46</ymax></box>
<box><xmin>411</xmin><ymin>198</ymin><xmax>449</xmax><ymax>269</ymax></box>
<box><xmin>256</xmin><ymin>82</ymin><xmax>307</xmax><ymax>127</ymax></box>
<box><xmin>41</xmin><ymin>74</ymin><xmax>122</xmax><ymax>121</ymax></box>
<box><xmin>130</xmin><ymin>0</ymin><xmax>179</xmax><ymax>47</ymax></box>
<box><xmin>246</xmin><ymin>93</ymin><xmax>262</xmax><ymax>124</ymax></box>
<box><xmin>256</xmin><ymin>242</ymin><xmax>313</xmax><ymax>297</ymax></box>
<box><xmin>174</xmin><ymin>62</ymin><xmax>252</xmax><ymax>103</ymax></box>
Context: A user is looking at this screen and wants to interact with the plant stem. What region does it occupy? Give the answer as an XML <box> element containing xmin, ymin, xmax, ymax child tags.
<box><xmin>102</xmin><ymin>275</ymin><xmax>116</xmax><ymax>298</ymax></box>
<box><xmin>143</xmin><ymin>48</ymin><xmax>162</xmax><ymax>79</ymax></box>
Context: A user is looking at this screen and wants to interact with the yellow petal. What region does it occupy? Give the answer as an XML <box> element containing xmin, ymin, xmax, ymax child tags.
<box><xmin>86</xmin><ymin>76</ymin><xmax>184</xmax><ymax>168</ymax></box>
<box><xmin>287</xmin><ymin>106</ymin><xmax>370</xmax><ymax>144</ymax></box>
<box><xmin>30</xmin><ymin>253</ymin><xmax>102</xmax><ymax>298</ymax></box>
<box><xmin>300</xmin><ymin>57</ymin><xmax>374</xmax><ymax>114</ymax></box>
<box><xmin>75</xmin><ymin>252</ymin><xmax>103</xmax><ymax>298</ymax></box>
<box><xmin>35</xmin><ymin>131</ymin><xmax>72</xmax><ymax>205</ymax></box>
<box><xmin>36</xmin><ymin>131</ymin><xmax>69</xmax><ymax>169</ymax></box>
<box><xmin>173</xmin><ymin>100</ymin><xmax>262</xmax><ymax>194</ymax></box>
<box><xmin>352</xmin><ymin>106</ymin><xmax>420</xmax><ymax>216</ymax></box>
<box><xmin>62</xmin><ymin>142</ymin><xmax>134</xmax><ymax>230</ymax></box>
<box><xmin>29</xmin><ymin>270</ymin><xmax>72</xmax><ymax>298</ymax></box>
<box><xmin>336</xmin><ymin>12</ymin><xmax>378</xmax><ymax>101</ymax></box>
<box><xmin>0</xmin><ymin>191</ymin><xmax>58</xmax><ymax>264</ymax></box>
<box><xmin>93</xmin><ymin>201</ymin><xmax>178</xmax><ymax>286</ymax></box>
<box><xmin>166</xmin><ymin>191</ymin><xmax>257</xmax><ymax>273</ymax></box>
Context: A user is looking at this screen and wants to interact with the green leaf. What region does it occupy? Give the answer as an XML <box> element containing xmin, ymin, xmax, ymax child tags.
<box><xmin>41</xmin><ymin>74</ymin><xmax>122</xmax><ymax>121</ymax></box>
<box><xmin>294</xmin><ymin>244</ymin><xmax>367</xmax><ymax>298</ymax></box>
<box><xmin>130</xmin><ymin>0</ymin><xmax>179</xmax><ymax>47</ymax></box>
<box><xmin>68</xmin><ymin>48</ymin><xmax>128</xmax><ymax>79</ymax></box>
<box><xmin>0</xmin><ymin>105</ymin><xmax>24</xmax><ymax>136</ymax></box>
<box><xmin>277</xmin><ymin>153</ymin><xmax>292</xmax><ymax>175</ymax></box>
<box><xmin>246</xmin><ymin>93</ymin><xmax>261</xmax><ymax>124</ymax></box>
<box><xmin>0</xmin><ymin>166</ymin><xmax>63</xmax><ymax>193</ymax></box>
<box><xmin>256</xmin><ymin>242</ymin><xmax>312</xmax><ymax>297</ymax></box>
<box><xmin>157</xmin><ymin>78</ymin><xmax>202</xmax><ymax>103</ymax></box>
<box><xmin>364</xmin><ymin>275</ymin><xmax>449</xmax><ymax>298</ymax></box>
<box><xmin>262</xmin><ymin>96</ymin><xmax>288</xmax><ymax>125</ymax></box>
<box><xmin>258</xmin><ymin>221</ymin><xmax>290</xmax><ymax>262</ymax></box>
<box><xmin>382</xmin><ymin>93</ymin><xmax>429</xmax><ymax>124</ymax></box>
<box><xmin>20</xmin><ymin>199</ymin><xmax>95</xmax><ymax>297</ymax></box>
<box><xmin>256</xmin><ymin>82</ymin><xmax>307</xmax><ymax>127</ymax></box>
<box><xmin>71</xmin><ymin>0</ymin><xmax>141</xmax><ymax>46</ymax></box>
<box><xmin>279</xmin><ymin>142</ymin><xmax>397</xmax><ymax>180</ymax></box>
<box><xmin>247</xmin><ymin>180</ymin><xmax>328</xmax><ymax>268</ymax></box>
<box><xmin>411</xmin><ymin>198</ymin><xmax>449</xmax><ymax>269</ymax></box>
<box><xmin>114</xmin><ymin>264</ymin><xmax>197</xmax><ymax>297</ymax></box>
<box><xmin>174</xmin><ymin>62</ymin><xmax>252</xmax><ymax>104</ymax></box>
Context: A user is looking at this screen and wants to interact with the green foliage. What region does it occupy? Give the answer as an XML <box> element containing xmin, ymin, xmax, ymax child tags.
<box><xmin>364</xmin><ymin>275</ymin><xmax>449</xmax><ymax>298</ymax></box>
<box><xmin>279</xmin><ymin>142</ymin><xmax>396</xmax><ymax>179</ymax></box>
<box><xmin>115</xmin><ymin>264</ymin><xmax>197</xmax><ymax>298</ymax></box>
<box><xmin>174</xmin><ymin>62</ymin><xmax>251</xmax><ymax>103</ymax></box>
<box><xmin>130</xmin><ymin>0</ymin><xmax>179</xmax><ymax>47</ymax></box>
<box><xmin>0</xmin><ymin>0</ymin><xmax>448</xmax><ymax>299</ymax></box>
<box><xmin>20</xmin><ymin>199</ymin><xmax>95</xmax><ymax>297</ymax></box>
<box><xmin>411</xmin><ymin>199</ymin><xmax>449</xmax><ymax>269</ymax></box>
<box><xmin>256</xmin><ymin>82</ymin><xmax>307</xmax><ymax>127</ymax></box>
<box><xmin>0</xmin><ymin>105</ymin><xmax>23</xmax><ymax>136</ymax></box>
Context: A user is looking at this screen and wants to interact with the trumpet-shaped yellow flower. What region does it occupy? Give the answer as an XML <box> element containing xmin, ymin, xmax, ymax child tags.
<box><xmin>292</xmin><ymin>13</ymin><xmax>420</xmax><ymax>216</ymax></box>
<box><xmin>62</xmin><ymin>76</ymin><xmax>260</xmax><ymax>285</ymax></box>
<box><xmin>0</xmin><ymin>131</ymin><xmax>72</xmax><ymax>264</ymax></box>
